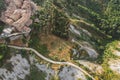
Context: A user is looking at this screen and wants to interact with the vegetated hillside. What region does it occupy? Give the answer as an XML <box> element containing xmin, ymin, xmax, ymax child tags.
<box><xmin>0</xmin><ymin>0</ymin><xmax>120</xmax><ymax>80</ymax></box>
<box><xmin>32</xmin><ymin>0</ymin><xmax>119</xmax><ymax>39</ymax></box>
<box><xmin>30</xmin><ymin>0</ymin><xmax>120</xmax><ymax>80</ymax></box>
<box><xmin>52</xmin><ymin>0</ymin><xmax>119</xmax><ymax>39</ymax></box>
<box><xmin>30</xmin><ymin>0</ymin><xmax>114</xmax><ymax>50</ymax></box>
<box><xmin>30</xmin><ymin>0</ymin><xmax>120</xmax><ymax>57</ymax></box>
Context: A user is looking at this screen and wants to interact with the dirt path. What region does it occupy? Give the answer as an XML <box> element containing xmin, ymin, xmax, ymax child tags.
<box><xmin>8</xmin><ymin>45</ymin><xmax>95</xmax><ymax>80</ymax></box>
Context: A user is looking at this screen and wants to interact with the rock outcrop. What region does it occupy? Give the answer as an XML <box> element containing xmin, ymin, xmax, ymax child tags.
<box><xmin>0</xmin><ymin>0</ymin><xmax>37</xmax><ymax>32</ymax></box>
<box><xmin>108</xmin><ymin>59</ymin><xmax>120</xmax><ymax>74</ymax></box>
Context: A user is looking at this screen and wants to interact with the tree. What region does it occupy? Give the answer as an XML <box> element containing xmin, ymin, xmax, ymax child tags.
<box><xmin>0</xmin><ymin>44</ymin><xmax>9</xmax><ymax>61</ymax></box>
<box><xmin>101</xmin><ymin>0</ymin><xmax>120</xmax><ymax>39</ymax></box>
<box><xmin>0</xmin><ymin>0</ymin><xmax>5</xmax><ymax>16</ymax></box>
<box><xmin>52</xmin><ymin>8</ymin><xmax>69</xmax><ymax>39</ymax></box>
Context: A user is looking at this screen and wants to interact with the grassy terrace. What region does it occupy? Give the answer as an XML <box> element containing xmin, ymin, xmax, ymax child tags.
<box><xmin>101</xmin><ymin>41</ymin><xmax>120</xmax><ymax>80</ymax></box>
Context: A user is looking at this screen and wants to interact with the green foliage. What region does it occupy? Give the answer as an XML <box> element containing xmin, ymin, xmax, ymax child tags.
<box><xmin>103</xmin><ymin>41</ymin><xmax>118</xmax><ymax>60</ymax></box>
<box><xmin>0</xmin><ymin>44</ymin><xmax>9</xmax><ymax>66</ymax></box>
<box><xmin>29</xmin><ymin>33</ymin><xmax>49</xmax><ymax>55</ymax></box>
<box><xmin>101</xmin><ymin>0</ymin><xmax>120</xmax><ymax>39</ymax></box>
<box><xmin>0</xmin><ymin>26</ymin><xmax>3</xmax><ymax>34</ymax></box>
<box><xmin>64</xmin><ymin>0</ymin><xmax>120</xmax><ymax>39</ymax></box>
<box><xmin>52</xmin><ymin>8</ymin><xmax>69</xmax><ymax>39</ymax></box>
<box><xmin>0</xmin><ymin>44</ymin><xmax>8</xmax><ymax>60</ymax></box>
<box><xmin>0</xmin><ymin>21</ymin><xmax>5</xmax><ymax>33</ymax></box>
<box><xmin>0</xmin><ymin>0</ymin><xmax>5</xmax><ymax>15</ymax></box>
<box><xmin>30</xmin><ymin>2</ymin><xmax>52</xmax><ymax>55</ymax></box>
<box><xmin>53</xmin><ymin>0</ymin><xmax>120</xmax><ymax>40</ymax></box>
<box><xmin>26</xmin><ymin>66</ymin><xmax>46</xmax><ymax>80</ymax></box>
<box><xmin>101</xmin><ymin>68</ymin><xmax>120</xmax><ymax>80</ymax></box>
<box><xmin>102</xmin><ymin>41</ymin><xmax>119</xmax><ymax>65</ymax></box>
<box><xmin>30</xmin><ymin>10</ymin><xmax>46</xmax><ymax>33</ymax></box>
<box><xmin>84</xmin><ymin>0</ymin><xmax>103</xmax><ymax>14</ymax></box>
<box><xmin>21</xmin><ymin>35</ymin><xmax>28</xmax><ymax>44</ymax></box>
<box><xmin>53</xmin><ymin>0</ymin><xmax>109</xmax><ymax>39</ymax></box>
<box><xmin>77</xmin><ymin>4</ymin><xmax>102</xmax><ymax>28</ymax></box>
<box><xmin>101</xmin><ymin>41</ymin><xmax>120</xmax><ymax>80</ymax></box>
<box><xmin>53</xmin><ymin>0</ymin><xmax>104</xmax><ymax>24</ymax></box>
<box><xmin>31</xmin><ymin>0</ymin><xmax>69</xmax><ymax>39</ymax></box>
<box><xmin>32</xmin><ymin>0</ymin><xmax>45</xmax><ymax>6</ymax></box>
<box><xmin>43</xmin><ymin>0</ymin><xmax>70</xmax><ymax>39</ymax></box>
<box><xmin>50</xmin><ymin>75</ymin><xmax>60</xmax><ymax>80</ymax></box>
<box><xmin>53</xmin><ymin>0</ymin><xmax>105</xmax><ymax>14</ymax></box>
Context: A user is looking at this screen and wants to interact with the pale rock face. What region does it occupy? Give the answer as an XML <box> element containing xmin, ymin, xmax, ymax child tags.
<box><xmin>0</xmin><ymin>0</ymin><xmax>37</xmax><ymax>33</ymax></box>
<box><xmin>113</xmin><ymin>50</ymin><xmax>120</xmax><ymax>57</ymax></box>
<box><xmin>108</xmin><ymin>59</ymin><xmax>120</xmax><ymax>74</ymax></box>
<box><xmin>78</xmin><ymin>60</ymin><xmax>104</xmax><ymax>74</ymax></box>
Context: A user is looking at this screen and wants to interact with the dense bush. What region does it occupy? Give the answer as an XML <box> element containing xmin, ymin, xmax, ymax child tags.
<box><xmin>32</xmin><ymin>0</ymin><xmax>45</xmax><ymax>6</ymax></box>
<box><xmin>42</xmin><ymin>0</ymin><xmax>69</xmax><ymax>39</ymax></box>
<box><xmin>0</xmin><ymin>0</ymin><xmax>5</xmax><ymax>33</ymax></box>
<box><xmin>51</xmin><ymin>8</ymin><xmax>69</xmax><ymax>39</ymax></box>
<box><xmin>53</xmin><ymin>0</ymin><xmax>120</xmax><ymax>40</ymax></box>
<box><xmin>32</xmin><ymin>0</ymin><xmax>120</xmax><ymax>40</ymax></box>
<box><xmin>0</xmin><ymin>44</ymin><xmax>9</xmax><ymax>66</ymax></box>
<box><xmin>0</xmin><ymin>26</ymin><xmax>4</xmax><ymax>34</ymax></box>
<box><xmin>101</xmin><ymin>0</ymin><xmax>120</xmax><ymax>39</ymax></box>
<box><xmin>29</xmin><ymin>33</ymin><xmax>49</xmax><ymax>55</ymax></box>
<box><xmin>0</xmin><ymin>44</ymin><xmax>8</xmax><ymax>60</ymax></box>
<box><xmin>25</xmin><ymin>66</ymin><xmax>46</xmax><ymax>80</ymax></box>
<box><xmin>31</xmin><ymin>0</ymin><xmax>69</xmax><ymax>39</ymax></box>
<box><xmin>0</xmin><ymin>0</ymin><xmax>5</xmax><ymax>16</ymax></box>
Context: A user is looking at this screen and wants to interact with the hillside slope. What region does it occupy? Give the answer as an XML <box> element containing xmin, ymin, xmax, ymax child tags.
<box><xmin>0</xmin><ymin>0</ymin><xmax>120</xmax><ymax>80</ymax></box>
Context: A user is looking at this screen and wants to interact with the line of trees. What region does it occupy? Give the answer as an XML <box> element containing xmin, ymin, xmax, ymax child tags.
<box><xmin>101</xmin><ymin>0</ymin><xmax>120</xmax><ymax>39</ymax></box>
<box><xmin>31</xmin><ymin>0</ymin><xmax>120</xmax><ymax>40</ymax></box>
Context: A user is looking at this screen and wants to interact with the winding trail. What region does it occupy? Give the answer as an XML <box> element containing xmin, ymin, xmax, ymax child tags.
<box><xmin>8</xmin><ymin>45</ymin><xmax>95</xmax><ymax>80</ymax></box>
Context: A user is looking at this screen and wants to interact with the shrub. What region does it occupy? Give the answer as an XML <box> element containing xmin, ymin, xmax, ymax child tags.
<box><xmin>0</xmin><ymin>0</ymin><xmax>5</xmax><ymax>16</ymax></box>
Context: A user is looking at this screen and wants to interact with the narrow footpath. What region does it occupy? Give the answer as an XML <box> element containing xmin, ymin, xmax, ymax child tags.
<box><xmin>8</xmin><ymin>45</ymin><xmax>95</xmax><ymax>80</ymax></box>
